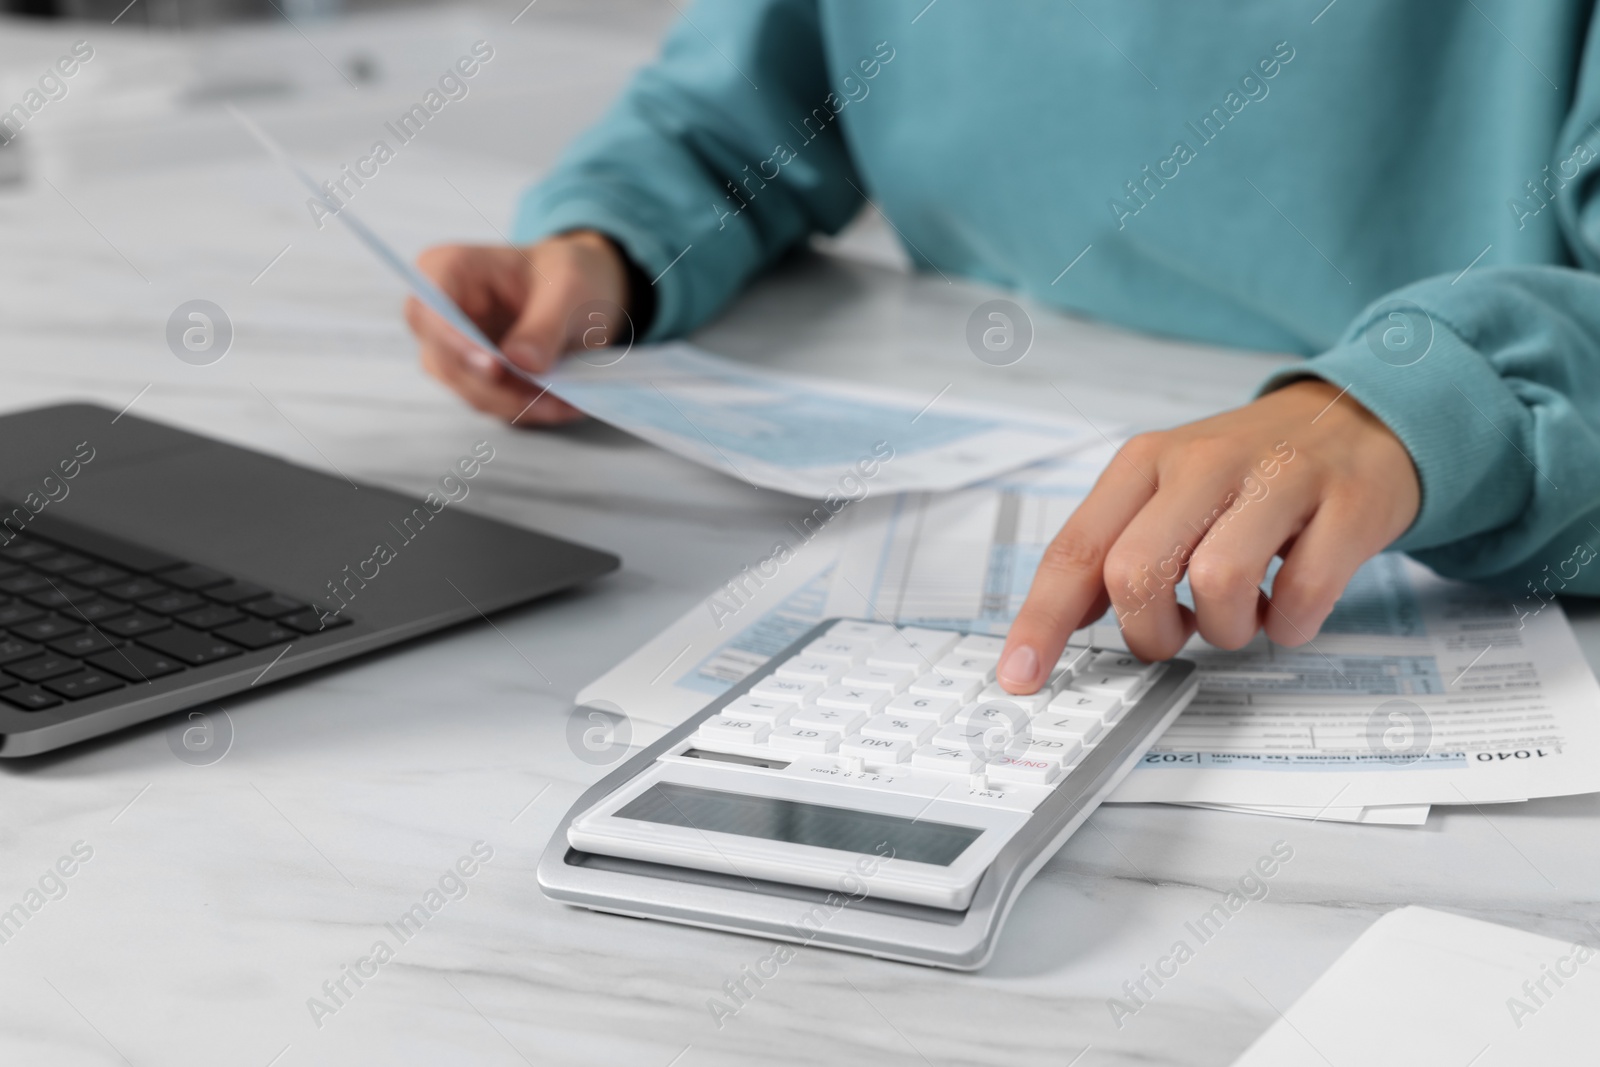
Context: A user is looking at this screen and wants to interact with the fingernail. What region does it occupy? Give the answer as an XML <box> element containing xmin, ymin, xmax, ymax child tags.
<box><xmin>463</xmin><ymin>347</ymin><xmax>497</xmax><ymax>375</ymax></box>
<box><xmin>997</xmin><ymin>645</ymin><xmax>1039</xmax><ymax>690</ymax></box>
<box><xmin>503</xmin><ymin>340</ymin><xmax>545</xmax><ymax>370</ymax></box>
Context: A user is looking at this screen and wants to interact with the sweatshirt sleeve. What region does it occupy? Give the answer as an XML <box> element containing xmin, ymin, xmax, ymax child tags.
<box><xmin>1260</xmin><ymin>66</ymin><xmax>1600</xmax><ymax>597</ymax></box>
<box><xmin>510</xmin><ymin>0</ymin><xmax>863</xmax><ymax>341</ymax></box>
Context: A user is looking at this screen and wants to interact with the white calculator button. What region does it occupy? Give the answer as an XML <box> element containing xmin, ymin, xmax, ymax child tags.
<box><xmin>1029</xmin><ymin>712</ymin><xmax>1103</xmax><ymax>744</ymax></box>
<box><xmin>791</xmin><ymin>705</ymin><xmax>868</xmax><ymax>734</ymax></box>
<box><xmin>976</xmin><ymin>683</ymin><xmax>1054</xmax><ymax>715</ymax></box>
<box><xmin>885</xmin><ymin>693</ymin><xmax>959</xmax><ymax>723</ymax></box>
<box><xmin>933</xmin><ymin>723</ymin><xmax>1010</xmax><ymax>759</ymax></box>
<box><xmin>750</xmin><ymin>677</ymin><xmax>823</xmax><ymax>705</ymax></box>
<box><xmin>985</xmin><ymin>753</ymin><xmax>1060</xmax><ymax>785</ymax></box>
<box><xmin>769</xmin><ymin>725</ymin><xmax>841</xmax><ymax>753</ymax></box>
<box><xmin>839</xmin><ymin>665</ymin><xmax>915</xmax><ymax>693</ymax></box>
<box><xmin>930</xmin><ymin>654</ymin><xmax>997</xmax><ymax>682</ymax></box>
<box><xmin>828</xmin><ymin>620</ymin><xmax>899</xmax><ymax>643</ymax></box>
<box><xmin>912</xmin><ymin>745</ymin><xmax>984</xmax><ymax>773</ymax></box>
<box><xmin>1089</xmin><ymin>651</ymin><xmax>1146</xmax><ymax>674</ymax></box>
<box><xmin>953</xmin><ymin>700</ymin><xmax>1029</xmax><ymax>734</ymax></box>
<box><xmin>815</xmin><ymin>685</ymin><xmax>890</xmax><ymax>714</ymax></box>
<box><xmin>1007</xmin><ymin>735</ymin><xmax>1082</xmax><ymax>765</ymax></box>
<box><xmin>1056</xmin><ymin>644</ymin><xmax>1093</xmax><ymax>673</ymax></box>
<box><xmin>865</xmin><ymin>627</ymin><xmax>960</xmax><ymax>670</ymax></box>
<box><xmin>774</xmin><ymin>656</ymin><xmax>846</xmax><ymax>684</ymax></box>
<box><xmin>1047</xmin><ymin>689</ymin><xmax>1124</xmax><ymax>723</ymax></box>
<box><xmin>839</xmin><ymin>735</ymin><xmax>913</xmax><ymax>764</ymax></box>
<box><xmin>1071</xmin><ymin>672</ymin><xmax>1144</xmax><ymax>700</ymax></box>
<box><xmin>803</xmin><ymin>637</ymin><xmax>876</xmax><ymax>664</ymax></box>
<box><xmin>896</xmin><ymin>627</ymin><xmax>962</xmax><ymax>657</ymax></box>
<box><xmin>721</xmin><ymin>696</ymin><xmax>795</xmax><ymax>725</ymax></box>
<box><xmin>859</xmin><ymin>714</ymin><xmax>937</xmax><ymax>745</ymax></box>
<box><xmin>696</xmin><ymin>717</ymin><xmax>771</xmax><ymax>744</ymax></box>
<box><xmin>907</xmin><ymin>673</ymin><xmax>982</xmax><ymax>703</ymax></box>
<box><xmin>952</xmin><ymin>634</ymin><xmax>1006</xmax><ymax>659</ymax></box>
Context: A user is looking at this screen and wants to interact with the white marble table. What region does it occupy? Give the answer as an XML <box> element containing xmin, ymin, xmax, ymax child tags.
<box><xmin>1</xmin><ymin>7</ymin><xmax>1597</xmax><ymax>1066</ymax></box>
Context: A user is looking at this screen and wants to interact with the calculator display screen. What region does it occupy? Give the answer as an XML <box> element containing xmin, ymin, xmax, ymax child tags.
<box><xmin>614</xmin><ymin>782</ymin><xmax>982</xmax><ymax>866</ymax></box>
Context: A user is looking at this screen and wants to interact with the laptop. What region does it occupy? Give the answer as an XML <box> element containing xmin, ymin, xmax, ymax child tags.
<box><xmin>0</xmin><ymin>402</ymin><xmax>619</xmax><ymax>756</ymax></box>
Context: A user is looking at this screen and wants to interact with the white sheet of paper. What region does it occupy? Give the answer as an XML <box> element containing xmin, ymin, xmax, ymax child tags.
<box><xmin>235</xmin><ymin>109</ymin><xmax>1104</xmax><ymax>498</ymax></box>
<box><xmin>542</xmin><ymin>343</ymin><xmax>1105</xmax><ymax>497</ymax></box>
<box><xmin>1179</xmin><ymin>802</ymin><xmax>1433</xmax><ymax>826</ymax></box>
<box><xmin>1231</xmin><ymin>906</ymin><xmax>1600</xmax><ymax>1067</ymax></box>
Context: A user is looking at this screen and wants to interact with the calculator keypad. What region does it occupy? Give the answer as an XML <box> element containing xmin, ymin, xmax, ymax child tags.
<box><xmin>685</xmin><ymin>620</ymin><xmax>1164</xmax><ymax>811</ymax></box>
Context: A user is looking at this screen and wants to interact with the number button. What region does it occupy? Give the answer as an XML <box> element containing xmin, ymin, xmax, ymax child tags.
<box><xmin>908</xmin><ymin>673</ymin><xmax>981</xmax><ymax>703</ymax></box>
<box><xmin>884</xmin><ymin>692</ymin><xmax>958</xmax><ymax>723</ymax></box>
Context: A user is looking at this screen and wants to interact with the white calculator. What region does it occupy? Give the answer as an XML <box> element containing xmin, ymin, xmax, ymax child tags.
<box><xmin>539</xmin><ymin>619</ymin><xmax>1198</xmax><ymax>970</ymax></box>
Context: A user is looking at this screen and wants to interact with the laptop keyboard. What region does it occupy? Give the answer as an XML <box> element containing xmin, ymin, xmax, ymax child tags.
<box><xmin>0</xmin><ymin>532</ymin><xmax>350</xmax><ymax>712</ymax></box>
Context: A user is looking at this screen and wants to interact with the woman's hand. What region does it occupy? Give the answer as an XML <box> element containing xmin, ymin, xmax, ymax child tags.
<box><xmin>997</xmin><ymin>379</ymin><xmax>1421</xmax><ymax>691</ymax></box>
<box><xmin>405</xmin><ymin>229</ymin><xmax>632</xmax><ymax>426</ymax></box>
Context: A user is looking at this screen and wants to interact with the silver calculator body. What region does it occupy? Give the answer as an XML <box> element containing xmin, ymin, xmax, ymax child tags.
<box><xmin>539</xmin><ymin>618</ymin><xmax>1198</xmax><ymax>970</ymax></box>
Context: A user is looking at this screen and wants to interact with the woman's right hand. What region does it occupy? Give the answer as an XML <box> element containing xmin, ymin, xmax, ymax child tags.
<box><xmin>405</xmin><ymin>229</ymin><xmax>633</xmax><ymax>426</ymax></box>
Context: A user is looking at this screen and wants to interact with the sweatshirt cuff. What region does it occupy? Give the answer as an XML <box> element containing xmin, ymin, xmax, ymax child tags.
<box><xmin>511</xmin><ymin>190</ymin><xmax>691</xmax><ymax>344</ymax></box>
<box><xmin>1258</xmin><ymin>310</ymin><xmax>1534</xmax><ymax>553</ymax></box>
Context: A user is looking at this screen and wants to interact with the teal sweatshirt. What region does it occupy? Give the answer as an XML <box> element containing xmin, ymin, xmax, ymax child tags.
<box><xmin>513</xmin><ymin>0</ymin><xmax>1600</xmax><ymax>602</ymax></box>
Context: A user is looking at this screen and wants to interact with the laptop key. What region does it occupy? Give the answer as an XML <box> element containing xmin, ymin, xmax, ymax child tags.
<box><xmin>0</xmin><ymin>540</ymin><xmax>54</xmax><ymax>562</ymax></box>
<box><xmin>7</xmin><ymin>654</ymin><xmax>84</xmax><ymax>683</ymax></box>
<box><xmin>43</xmin><ymin>670</ymin><xmax>125</xmax><ymax>701</ymax></box>
<box><xmin>281</xmin><ymin>610</ymin><xmax>350</xmax><ymax>634</ymax></box>
<box><xmin>244</xmin><ymin>595</ymin><xmax>308</xmax><ymax>619</ymax></box>
<box><xmin>214</xmin><ymin>619</ymin><xmax>297</xmax><ymax>650</ymax></box>
<box><xmin>71</xmin><ymin>565</ymin><xmax>130</xmax><ymax>588</ymax></box>
<box><xmin>139</xmin><ymin>591</ymin><xmax>205</xmax><ymax>616</ymax></box>
<box><xmin>64</xmin><ymin>598</ymin><xmax>134</xmax><ymax>624</ymax></box>
<box><xmin>0</xmin><ymin>573</ymin><xmax>51</xmax><ymax>596</ymax></box>
<box><xmin>205</xmin><ymin>581</ymin><xmax>270</xmax><ymax>605</ymax></box>
<box><xmin>0</xmin><ymin>600</ymin><xmax>44</xmax><ymax>627</ymax></box>
<box><xmin>31</xmin><ymin>553</ymin><xmax>93</xmax><ymax>575</ymax></box>
<box><xmin>177</xmin><ymin>605</ymin><xmax>244</xmax><ymax>630</ymax></box>
<box><xmin>86</xmin><ymin>646</ymin><xmax>186</xmax><ymax>682</ymax></box>
<box><xmin>102</xmin><ymin>611</ymin><xmax>172</xmax><ymax>638</ymax></box>
<box><xmin>160</xmin><ymin>565</ymin><xmax>231</xmax><ymax>591</ymax></box>
<box><xmin>48</xmin><ymin>631</ymin><xmax>123</xmax><ymax>657</ymax></box>
<box><xmin>12</xmin><ymin>616</ymin><xmax>84</xmax><ymax>642</ymax></box>
<box><xmin>137</xmin><ymin>627</ymin><xmax>243</xmax><ymax>666</ymax></box>
<box><xmin>0</xmin><ymin>638</ymin><xmax>42</xmax><ymax>664</ymax></box>
<box><xmin>103</xmin><ymin>578</ymin><xmax>168</xmax><ymax>601</ymax></box>
<box><xmin>0</xmin><ymin>685</ymin><xmax>62</xmax><ymax>711</ymax></box>
<box><xmin>25</xmin><ymin>584</ymin><xmax>92</xmax><ymax>610</ymax></box>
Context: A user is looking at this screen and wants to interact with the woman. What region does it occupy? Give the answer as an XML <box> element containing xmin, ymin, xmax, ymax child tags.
<box><xmin>405</xmin><ymin>0</ymin><xmax>1600</xmax><ymax>693</ymax></box>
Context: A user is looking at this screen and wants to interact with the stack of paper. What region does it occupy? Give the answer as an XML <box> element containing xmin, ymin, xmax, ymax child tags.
<box><xmin>580</xmin><ymin>443</ymin><xmax>1600</xmax><ymax>825</ymax></box>
<box><xmin>1231</xmin><ymin>907</ymin><xmax>1600</xmax><ymax>1065</ymax></box>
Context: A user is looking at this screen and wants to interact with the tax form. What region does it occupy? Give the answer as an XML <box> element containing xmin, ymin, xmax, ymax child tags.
<box><xmin>232</xmin><ymin>108</ymin><xmax>1100</xmax><ymax>498</ymax></box>
<box><xmin>542</xmin><ymin>344</ymin><xmax>1103</xmax><ymax>497</ymax></box>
